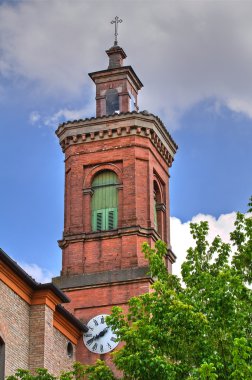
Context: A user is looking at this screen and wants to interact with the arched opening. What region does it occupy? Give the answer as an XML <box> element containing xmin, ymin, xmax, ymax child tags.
<box><xmin>106</xmin><ymin>89</ymin><xmax>119</xmax><ymax>115</ymax></box>
<box><xmin>0</xmin><ymin>337</ymin><xmax>5</xmax><ymax>380</ymax></box>
<box><xmin>91</xmin><ymin>170</ymin><xmax>119</xmax><ymax>231</ymax></box>
<box><xmin>153</xmin><ymin>180</ymin><xmax>162</xmax><ymax>237</ymax></box>
<box><xmin>67</xmin><ymin>342</ymin><xmax>73</xmax><ymax>358</ymax></box>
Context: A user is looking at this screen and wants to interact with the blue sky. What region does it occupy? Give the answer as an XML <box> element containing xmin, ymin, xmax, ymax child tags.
<box><xmin>0</xmin><ymin>0</ymin><xmax>251</xmax><ymax>280</ymax></box>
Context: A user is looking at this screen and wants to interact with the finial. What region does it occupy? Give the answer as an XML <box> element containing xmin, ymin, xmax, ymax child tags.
<box><xmin>111</xmin><ymin>16</ymin><xmax>123</xmax><ymax>46</ymax></box>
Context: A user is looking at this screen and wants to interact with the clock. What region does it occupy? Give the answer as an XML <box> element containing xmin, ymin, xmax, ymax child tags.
<box><xmin>83</xmin><ymin>314</ymin><xmax>119</xmax><ymax>354</ymax></box>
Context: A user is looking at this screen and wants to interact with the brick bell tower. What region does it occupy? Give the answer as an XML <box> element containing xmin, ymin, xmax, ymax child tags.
<box><xmin>53</xmin><ymin>22</ymin><xmax>177</xmax><ymax>365</ymax></box>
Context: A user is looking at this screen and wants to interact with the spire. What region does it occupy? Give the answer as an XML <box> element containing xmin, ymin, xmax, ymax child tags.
<box><xmin>106</xmin><ymin>16</ymin><xmax>127</xmax><ymax>69</ymax></box>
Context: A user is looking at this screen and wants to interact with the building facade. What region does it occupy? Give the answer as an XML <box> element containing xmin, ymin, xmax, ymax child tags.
<box><xmin>0</xmin><ymin>248</ymin><xmax>87</xmax><ymax>378</ymax></box>
<box><xmin>53</xmin><ymin>42</ymin><xmax>177</xmax><ymax>365</ymax></box>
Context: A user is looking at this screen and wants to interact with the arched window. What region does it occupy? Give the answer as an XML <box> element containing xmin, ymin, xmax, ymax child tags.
<box><xmin>153</xmin><ymin>181</ymin><xmax>162</xmax><ymax>236</ymax></box>
<box><xmin>0</xmin><ymin>337</ymin><xmax>5</xmax><ymax>380</ymax></box>
<box><xmin>106</xmin><ymin>89</ymin><xmax>119</xmax><ymax>115</ymax></box>
<box><xmin>91</xmin><ymin>171</ymin><xmax>119</xmax><ymax>231</ymax></box>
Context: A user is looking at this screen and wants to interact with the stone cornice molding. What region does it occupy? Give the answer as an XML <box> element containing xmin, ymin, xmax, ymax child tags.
<box><xmin>56</xmin><ymin>112</ymin><xmax>178</xmax><ymax>167</ymax></box>
<box><xmin>58</xmin><ymin>225</ymin><xmax>161</xmax><ymax>249</ymax></box>
<box><xmin>89</xmin><ymin>65</ymin><xmax>143</xmax><ymax>91</ymax></box>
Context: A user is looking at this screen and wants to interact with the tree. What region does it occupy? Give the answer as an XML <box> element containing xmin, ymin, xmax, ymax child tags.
<box><xmin>7</xmin><ymin>201</ymin><xmax>252</xmax><ymax>379</ymax></box>
<box><xmin>104</xmin><ymin>200</ymin><xmax>252</xmax><ymax>379</ymax></box>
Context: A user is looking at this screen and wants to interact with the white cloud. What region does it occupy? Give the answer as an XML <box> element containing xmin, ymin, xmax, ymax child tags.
<box><xmin>43</xmin><ymin>105</ymin><xmax>93</xmax><ymax>128</ymax></box>
<box><xmin>19</xmin><ymin>262</ymin><xmax>53</xmax><ymax>284</ymax></box>
<box><xmin>171</xmin><ymin>212</ymin><xmax>237</xmax><ymax>277</ymax></box>
<box><xmin>1</xmin><ymin>1</ymin><xmax>252</xmax><ymax>124</ymax></box>
<box><xmin>29</xmin><ymin>103</ymin><xmax>95</xmax><ymax>129</ymax></box>
<box><xmin>29</xmin><ymin>111</ymin><xmax>41</xmax><ymax>125</ymax></box>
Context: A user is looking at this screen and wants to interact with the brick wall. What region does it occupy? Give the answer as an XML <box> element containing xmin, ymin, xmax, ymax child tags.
<box><xmin>0</xmin><ymin>279</ymin><xmax>78</xmax><ymax>375</ymax></box>
<box><xmin>0</xmin><ymin>281</ymin><xmax>30</xmax><ymax>375</ymax></box>
<box><xmin>51</xmin><ymin>328</ymin><xmax>76</xmax><ymax>375</ymax></box>
<box><xmin>61</xmin><ymin>134</ymin><xmax>170</xmax><ymax>276</ymax></box>
<box><xmin>29</xmin><ymin>304</ymin><xmax>77</xmax><ymax>374</ymax></box>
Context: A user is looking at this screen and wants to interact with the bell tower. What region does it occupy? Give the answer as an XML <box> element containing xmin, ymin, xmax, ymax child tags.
<box><xmin>53</xmin><ymin>23</ymin><xmax>177</xmax><ymax>365</ymax></box>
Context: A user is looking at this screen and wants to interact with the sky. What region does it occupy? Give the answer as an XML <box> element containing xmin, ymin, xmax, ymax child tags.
<box><xmin>0</xmin><ymin>0</ymin><xmax>252</xmax><ymax>281</ymax></box>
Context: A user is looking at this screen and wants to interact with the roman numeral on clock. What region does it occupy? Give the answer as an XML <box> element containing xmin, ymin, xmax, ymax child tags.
<box><xmin>92</xmin><ymin>343</ymin><xmax>98</xmax><ymax>351</ymax></box>
<box><xmin>93</xmin><ymin>319</ymin><xmax>98</xmax><ymax>326</ymax></box>
<box><xmin>111</xmin><ymin>336</ymin><xmax>117</xmax><ymax>342</ymax></box>
<box><xmin>87</xmin><ymin>338</ymin><xmax>94</xmax><ymax>345</ymax></box>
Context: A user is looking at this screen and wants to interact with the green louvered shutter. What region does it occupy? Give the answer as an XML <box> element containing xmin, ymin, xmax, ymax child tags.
<box><xmin>107</xmin><ymin>208</ymin><xmax>118</xmax><ymax>230</ymax></box>
<box><xmin>92</xmin><ymin>210</ymin><xmax>104</xmax><ymax>231</ymax></box>
<box><xmin>91</xmin><ymin>171</ymin><xmax>118</xmax><ymax>231</ymax></box>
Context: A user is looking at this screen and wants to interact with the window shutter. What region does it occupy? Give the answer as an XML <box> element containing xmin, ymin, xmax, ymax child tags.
<box><xmin>96</xmin><ymin>211</ymin><xmax>103</xmax><ymax>231</ymax></box>
<box><xmin>106</xmin><ymin>208</ymin><xmax>117</xmax><ymax>230</ymax></box>
<box><xmin>92</xmin><ymin>210</ymin><xmax>105</xmax><ymax>231</ymax></box>
<box><xmin>91</xmin><ymin>171</ymin><xmax>119</xmax><ymax>232</ymax></box>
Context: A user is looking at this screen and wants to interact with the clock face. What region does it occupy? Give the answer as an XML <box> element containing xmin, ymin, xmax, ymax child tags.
<box><xmin>83</xmin><ymin>314</ymin><xmax>119</xmax><ymax>354</ymax></box>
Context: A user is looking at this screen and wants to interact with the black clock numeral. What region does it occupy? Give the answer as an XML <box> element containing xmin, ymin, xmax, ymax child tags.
<box><xmin>107</xmin><ymin>343</ymin><xmax>112</xmax><ymax>349</ymax></box>
<box><xmin>100</xmin><ymin>344</ymin><xmax>104</xmax><ymax>353</ymax></box>
<box><xmin>92</xmin><ymin>343</ymin><xmax>98</xmax><ymax>351</ymax></box>
<box><xmin>101</xmin><ymin>316</ymin><xmax>105</xmax><ymax>324</ymax></box>
<box><xmin>85</xmin><ymin>333</ymin><xmax>92</xmax><ymax>337</ymax></box>
<box><xmin>111</xmin><ymin>336</ymin><xmax>117</xmax><ymax>342</ymax></box>
<box><xmin>93</xmin><ymin>319</ymin><xmax>98</xmax><ymax>326</ymax></box>
<box><xmin>89</xmin><ymin>327</ymin><xmax>94</xmax><ymax>331</ymax></box>
<box><xmin>87</xmin><ymin>338</ymin><xmax>94</xmax><ymax>346</ymax></box>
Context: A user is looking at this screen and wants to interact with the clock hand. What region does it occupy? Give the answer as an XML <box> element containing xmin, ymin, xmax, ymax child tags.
<box><xmin>98</xmin><ymin>327</ymin><xmax>109</xmax><ymax>337</ymax></box>
<box><xmin>94</xmin><ymin>327</ymin><xmax>109</xmax><ymax>339</ymax></box>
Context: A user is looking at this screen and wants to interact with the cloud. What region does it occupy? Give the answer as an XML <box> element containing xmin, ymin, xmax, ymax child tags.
<box><xmin>29</xmin><ymin>103</ymin><xmax>95</xmax><ymax>128</ymax></box>
<box><xmin>171</xmin><ymin>211</ymin><xmax>237</xmax><ymax>277</ymax></box>
<box><xmin>19</xmin><ymin>262</ymin><xmax>54</xmax><ymax>283</ymax></box>
<box><xmin>29</xmin><ymin>111</ymin><xmax>41</xmax><ymax>125</ymax></box>
<box><xmin>1</xmin><ymin>1</ymin><xmax>252</xmax><ymax>124</ymax></box>
<box><xmin>43</xmin><ymin>105</ymin><xmax>94</xmax><ymax>128</ymax></box>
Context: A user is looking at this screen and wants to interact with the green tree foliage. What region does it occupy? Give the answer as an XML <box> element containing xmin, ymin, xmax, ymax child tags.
<box><xmin>7</xmin><ymin>362</ymin><xmax>115</xmax><ymax>380</ymax></box>
<box><xmin>7</xmin><ymin>201</ymin><xmax>252</xmax><ymax>379</ymax></box>
<box><xmin>105</xmin><ymin>201</ymin><xmax>252</xmax><ymax>379</ymax></box>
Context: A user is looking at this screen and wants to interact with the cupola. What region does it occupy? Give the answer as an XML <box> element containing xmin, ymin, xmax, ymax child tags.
<box><xmin>88</xmin><ymin>18</ymin><xmax>143</xmax><ymax>117</ymax></box>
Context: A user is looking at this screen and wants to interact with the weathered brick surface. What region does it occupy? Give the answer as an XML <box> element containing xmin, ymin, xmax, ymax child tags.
<box><xmin>60</xmin><ymin>133</ymin><xmax>170</xmax><ymax>277</ymax></box>
<box><xmin>62</xmin><ymin>279</ymin><xmax>151</xmax><ymax>366</ymax></box>
<box><xmin>0</xmin><ymin>280</ymin><xmax>77</xmax><ymax>375</ymax></box>
<box><xmin>56</xmin><ymin>78</ymin><xmax>176</xmax><ymax>371</ymax></box>
<box><xmin>0</xmin><ymin>281</ymin><xmax>30</xmax><ymax>375</ymax></box>
<box><xmin>29</xmin><ymin>304</ymin><xmax>76</xmax><ymax>375</ymax></box>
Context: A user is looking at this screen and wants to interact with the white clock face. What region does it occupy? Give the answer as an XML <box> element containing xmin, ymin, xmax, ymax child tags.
<box><xmin>83</xmin><ymin>314</ymin><xmax>119</xmax><ymax>354</ymax></box>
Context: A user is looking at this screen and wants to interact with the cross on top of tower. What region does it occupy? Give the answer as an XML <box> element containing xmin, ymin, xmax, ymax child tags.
<box><xmin>111</xmin><ymin>16</ymin><xmax>122</xmax><ymax>46</ymax></box>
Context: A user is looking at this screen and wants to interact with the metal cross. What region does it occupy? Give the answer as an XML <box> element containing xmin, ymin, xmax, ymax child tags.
<box><xmin>111</xmin><ymin>16</ymin><xmax>123</xmax><ymax>46</ymax></box>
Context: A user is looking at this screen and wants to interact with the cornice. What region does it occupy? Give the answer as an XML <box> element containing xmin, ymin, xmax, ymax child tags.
<box><xmin>55</xmin><ymin>112</ymin><xmax>177</xmax><ymax>167</ymax></box>
<box><xmin>58</xmin><ymin>225</ymin><xmax>161</xmax><ymax>249</ymax></box>
<box><xmin>53</xmin><ymin>308</ymin><xmax>85</xmax><ymax>344</ymax></box>
<box><xmin>0</xmin><ymin>261</ymin><xmax>33</xmax><ymax>304</ymax></box>
<box><xmin>89</xmin><ymin>65</ymin><xmax>143</xmax><ymax>90</ymax></box>
<box><xmin>31</xmin><ymin>289</ymin><xmax>65</xmax><ymax>311</ymax></box>
<box><xmin>53</xmin><ymin>266</ymin><xmax>152</xmax><ymax>291</ymax></box>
